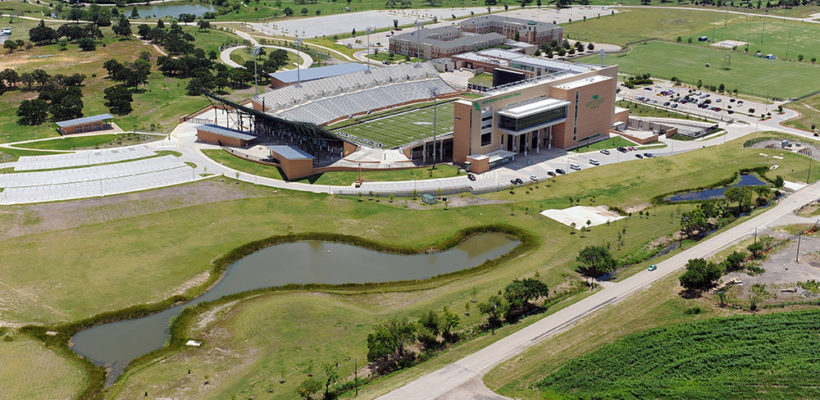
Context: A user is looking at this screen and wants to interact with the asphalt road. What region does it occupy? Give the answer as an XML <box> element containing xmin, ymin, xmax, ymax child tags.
<box><xmin>377</xmin><ymin>180</ymin><xmax>820</xmax><ymax>400</ymax></box>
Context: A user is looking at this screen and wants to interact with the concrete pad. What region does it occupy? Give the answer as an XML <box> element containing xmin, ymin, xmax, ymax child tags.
<box><xmin>540</xmin><ymin>205</ymin><xmax>625</xmax><ymax>229</ymax></box>
<box><xmin>783</xmin><ymin>181</ymin><xmax>806</xmax><ymax>191</ymax></box>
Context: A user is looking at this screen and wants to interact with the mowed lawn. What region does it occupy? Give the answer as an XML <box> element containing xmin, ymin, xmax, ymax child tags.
<box><xmin>331</xmin><ymin>101</ymin><xmax>456</xmax><ymax>148</ymax></box>
<box><xmin>784</xmin><ymin>93</ymin><xmax>820</xmax><ymax>132</ymax></box>
<box><xmin>572</xmin><ymin>136</ymin><xmax>636</xmax><ymax>153</ymax></box>
<box><xmin>202</xmin><ymin>148</ymin><xmax>461</xmax><ymax>185</ymax></box>
<box><xmin>579</xmin><ymin>41</ymin><xmax>819</xmax><ymax>98</ymax></box>
<box><xmin>0</xmin><ymin>336</ymin><xmax>86</xmax><ymax>400</ymax></box>
<box><xmin>15</xmin><ymin>133</ymin><xmax>162</xmax><ymax>150</ymax></box>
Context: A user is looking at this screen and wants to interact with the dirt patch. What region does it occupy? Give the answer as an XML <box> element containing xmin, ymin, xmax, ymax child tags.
<box><xmin>171</xmin><ymin>271</ymin><xmax>211</xmax><ymax>297</ymax></box>
<box><xmin>0</xmin><ymin>179</ymin><xmax>275</xmax><ymax>241</ymax></box>
<box><xmin>194</xmin><ymin>300</ymin><xmax>238</xmax><ymax>331</ymax></box>
<box><xmin>624</xmin><ymin>203</ymin><xmax>651</xmax><ymax>213</ymax></box>
<box><xmin>795</xmin><ymin>201</ymin><xmax>820</xmax><ymax>217</ymax></box>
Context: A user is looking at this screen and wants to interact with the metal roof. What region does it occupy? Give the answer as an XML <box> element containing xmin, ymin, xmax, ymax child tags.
<box><xmin>196</xmin><ymin>124</ymin><xmax>257</xmax><ymax>141</ymax></box>
<box><xmin>269</xmin><ymin>63</ymin><xmax>368</xmax><ymax>84</ymax></box>
<box><xmin>55</xmin><ymin>113</ymin><xmax>114</xmax><ymax>128</ymax></box>
<box><xmin>390</xmin><ymin>26</ymin><xmax>506</xmax><ymax>50</ymax></box>
<box><xmin>498</xmin><ymin>98</ymin><xmax>570</xmax><ymax>119</ymax></box>
<box><xmin>269</xmin><ymin>145</ymin><xmax>315</xmax><ymax>160</ymax></box>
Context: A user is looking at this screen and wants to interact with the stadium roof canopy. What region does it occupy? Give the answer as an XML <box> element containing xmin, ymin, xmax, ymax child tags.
<box><xmin>269</xmin><ymin>63</ymin><xmax>368</xmax><ymax>84</ymax></box>
<box><xmin>197</xmin><ymin>124</ymin><xmax>257</xmax><ymax>141</ymax></box>
<box><xmin>269</xmin><ymin>145</ymin><xmax>315</xmax><ymax>160</ymax></box>
<box><xmin>55</xmin><ymin>113</ymin><xmax>114</xmax><ymax>128</ymax></box>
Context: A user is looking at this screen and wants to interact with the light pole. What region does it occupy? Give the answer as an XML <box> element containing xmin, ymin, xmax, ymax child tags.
<box><xmin>415</xmin><ymin>20</ymin><xmax>423</xmax><ymax>67</ymax></box>
<box><xmin>295</xmin><ymin>37</ymin><xmax>303</xmax><ymax>87</ymax></box>
<box><xmin>252</xmin><ymin>46</ymin><xmax>261</xmax><ymax>96</ymax></box>
<box><xmin>366</xmin><ymin>25</ymin><xmax>374</xmax><ymax>73</ymax></box>
<box><xmin>429</xmin><ymin>87</ymin><xmax>438</xmax><ymax>164</ymax></box>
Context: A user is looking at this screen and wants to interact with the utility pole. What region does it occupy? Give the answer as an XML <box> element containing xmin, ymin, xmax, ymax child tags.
<box><xmin>796</xmin><ymin>232</ymin><xmax>802</xmax><ymax>262</ymax></box>
<box><xmin>253</xmin><ymin>46</ymin><xmax>261</xmax><ymax>96</ymax></box>
<box><xmin>296</xmin><ymin>37</ymin><xmax>303</xmax><ymax>87</ymax></box>
<box><xmin>415</xmin><ymin>20</ymin><xmax>423</xmax><ymax>67</ymax></box>
<box><xmin>354</xmin><ymin>358</ymin><xmax>358</xmax><ymax>396</ymax></box>
<box><xmin>430</xmin><ymin>87</ymin><xmax>439</xmax><ymax>164</ymax></box>
<box><xmin>366</xmin><ymin>25</ymin><xmax>374</xmax><ymax>73</ymax></box>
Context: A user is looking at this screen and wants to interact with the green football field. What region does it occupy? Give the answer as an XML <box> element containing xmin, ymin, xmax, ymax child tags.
<box><xmin>330</xmin><ymin>101</ymin><xmax>455</xmax><ymax>148</ymax></box>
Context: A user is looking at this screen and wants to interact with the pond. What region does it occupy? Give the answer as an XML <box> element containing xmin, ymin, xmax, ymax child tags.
<box><xmin>668</xmin><ymin>174</ymin><xmax>767</xmax><ymax>202</ymax></box>
<box><xmin>70</xmin><ymin>233</ymin><xmax>519</xmax><ymax>384</ymax></box>
<box><xmin>134</xmin><ymin>2</ymin><xmax>215</xmax><ymax>19</ymax></box>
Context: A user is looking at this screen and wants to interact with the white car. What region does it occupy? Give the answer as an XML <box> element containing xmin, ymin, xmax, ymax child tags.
<box><xmin>570</xmin><ymin>163</ymin><xmax>581</xmax><ymax>170</ymax></box>
<box><xmin>0</xmin><ymin>28</ymin><xmax>11</xmax><ymax>36</ymax></box>
<box><xmin>589</xmin><ymin>159</ymin><xmax>600</xmax><ymax>166</ymax></box>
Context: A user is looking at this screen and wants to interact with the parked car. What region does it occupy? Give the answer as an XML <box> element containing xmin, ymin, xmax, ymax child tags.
<box><xmin>555</xmin><ymin>168</ymin><xmax>566</xmax><ymax>175</ymax></box>
<box><xmin>643</xmin><ymin>153</ymin><xmax>654</xmax><ymax>158</ymax></box>
<box><xmin>648</xmin><ymin>264</ymin><xmax>657</xmax><ymax>271</ymax></box>
<box><xmin>467</xmin><ymin>173</ymin><xmax>476</xmax><ymax>181</ymax></box>
<box><xmin>617</xmin><ymin>147</ymin><xmax>628</xmax><ymax>153</ymax></box>
<box><xmin>635</xmin><ymin>154</ymin><xmax>644</xmax><ymax>159</ymax></box>
<box><xmin>671</xmin><ymin>103</ymin><xmax>679</xmax><ymax>108</ymax></box>
<box><xmin>570</xmin><ymin>163</ymin><xmax>581</xmax><ymax>170</ymax></box>
<box><xmin>600</xmin><ymin>149</ymin><xmax>610</xmax><ymax>155</ymax></box>
<box><xmin>663</xmin><ymin>101</ymin><xmax>670</xmax><ymax>106</ymax></box>
<box><xmin>628</xmin><ymin>146</ymin><xmax>636</xmax><ymax>151</ymax></box>
<box><xmin>589</xmin><ymin>159</ymin><xmax>600</xmax><ymax>166</ymax></box>
<box><xmin>547</xmin><ymin>171</ymin><xmax>556</xmax><ymax>177</ymax></box>
<box><xmin>530</xmin><ymin>175</ymin><xmax>538</xmax><ymax>182</ymax></box>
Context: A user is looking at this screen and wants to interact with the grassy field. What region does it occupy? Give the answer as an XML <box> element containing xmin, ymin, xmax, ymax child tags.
<box><xmin>0</xmin><ymin>25</ymin><xmax>241</xmax><ymax>144</ymax></box>
<box><xmin>0</xmin><ymin>335</ymin><xmax>87</xmax><ymax>400</ymax></box>
<box><xmin>202</xmin><ymin>148</ymin><xmax>461</xmax><ymax>185</ymax></box>
<box><xmin>572</xmin><ymin>136</ymin><xmax>635</xmax><ymax>153</ymax></box>
<box><xmin>0</xmin><ymin>147</ymin><xmax>59</xmax><ymax>163</ymax></box>
<box><xmin>229</xmin><ymin>47</ymin><xmax>302</xmax><ymax>68</ymax></box>
<box><xmin>579</xmin><ymin>41</ymin><xmax>819</xmax><ymax>99</ymax></box>
<box><xmin>784</xmin><ymin>94</ymin><xmax>820</xmax><ymax>132</ymax></box>
<box><xmin>14</xmin><ymin>133</ymin><xmax>162</xmax><ymax>150</ymax></box>
<box><xmin>532</xmin><ymin>310</ymin><xmax>819</xmax><ymax>399</ymax></box>
<box><xmin>565</xmin><ymin>8</ymin><xmax>820</xmax><ymax>60</ymax></box>
<box><xmin>2</xmin><ymin>132</ymin><xmax>817</xmax><ymax>398</ymax></box>
<box><xmin>330</xmin><ymin>101</ymin><xmax>456</xmax><ymax>148</ymax></box>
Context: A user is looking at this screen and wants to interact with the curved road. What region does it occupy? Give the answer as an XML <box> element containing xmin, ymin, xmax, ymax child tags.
<box><xmin>220</xmin><ymin>44</ymin><xmax>312</xmax><ymax>69</ymax></box>
<box><xmin>377</xmin><ymin>180</ymin><xmax>820</xmax><ymax>399</ymax></box>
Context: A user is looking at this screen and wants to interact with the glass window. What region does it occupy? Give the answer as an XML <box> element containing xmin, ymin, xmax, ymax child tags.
<box><xmin>480</xmin><ymin>131</ymin><xmax>492</xmax><ymax>146</ymax></box>
<box><xmin>498</xmin><ymin>106</ymin><xmax>566</xmax><ymax>132</ymax></box>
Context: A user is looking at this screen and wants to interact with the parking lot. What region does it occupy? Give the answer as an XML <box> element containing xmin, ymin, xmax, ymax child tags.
<box><xmin>618</xmin><ymin>79</ymin><xmax>778</xmax><ymax>123</ymax></box>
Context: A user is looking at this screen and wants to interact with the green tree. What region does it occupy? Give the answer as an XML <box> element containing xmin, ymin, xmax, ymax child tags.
<box><xmin>130</xmin><ymin>6</ymin><xmax>139</xmax><ymax>19</ymax></box>
<box><xmin>503</xmin><ymin>278</ymin><xmax>548</xmax><ymax>311</ymax></box>
<box><xmin>113</xmin><ymin>15</ymin><xmax>132</xmax><ymax>37</ymax></box>
<box><xmin>723</xmin><ymin>250</ymin><xmax>747</xmax><ymax>272</ymax></box>
<box><xmin>296</xmin><ymin>377</ymin><xmax>322</xmax><ymax>399</ymax></box>
<box><xmin>724</xmin><ymin>186</ymin><xmax>749</xmax><ymax>212</ymax></box>
<box><xmin>322</xmin><ymin>363</ymin><xmax>338</xmax><ymax>399</ymax></box>
<box><xmin>16</xmin><ymin>99</ymin><xmax>49</xmax><ymax>125</ymax></box>
<box><xmin>103</xmin><ymin>84</ymin><xmax>133</xmax><ymax>115</ymax></box>
<box><xmin>366</xmin><ymin>317</ymin><xmax>416</xmax><ymax>362</ymax></box>
<box><xmin>478</xmin><ymin>295</ymin><xmax>505</xmax><ymax>331</ymax></box>
<box><xmin>4</xmin><ymin>40</ymin><xmax>18</xmax><ymax>53</ymax></box>
<box><xmin>575</xmin><ymin>245</ymin><xmax>617</xmax><ymax>279</ymax></box>
<box><xmin>440</xmin><ymin>306</ymin><xmax>460</xmax><ymax>340</ymax></box>
<box><xmin>679</xmin><ymin>258</ymin><xmax>722</xmax><ymax>292</ymax></box>
<box><xmin>774</xmin><ymin>175</ymin><xmax>784</xmax><ymax>188</ymax></box>
<box><xmin>78</xmin><ymin>36</ymin><xmax>96</xmax><ymax>51</ymax></box>
<box><xmin>681</xmin><ymin>207</ymin><xmax>708</xmax><ymax>237</ymax></box>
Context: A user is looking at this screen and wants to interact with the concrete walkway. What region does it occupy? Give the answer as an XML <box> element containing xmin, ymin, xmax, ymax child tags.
<box><xmin>377</xmin><ymin>180</ymin><xmax>820</xmax><ymax>399</ymax></box>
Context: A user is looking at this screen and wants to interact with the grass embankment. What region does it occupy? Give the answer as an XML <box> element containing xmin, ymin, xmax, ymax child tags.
<box><xmin>0</xmin><ymin>147</ymin><xmax>59</xmax><ymax>163</ymax></box>
<box><xmin>784</xmin><ymin>93</ymin><xmax>819</xmax><ymax>132</ymax></box>
<box><xmin>0</xmin><ymin>26</ymin><xmax>240</xmax><ymax>143</ymax></box>
<box><xmin>533</xmin><ymin>310</ymin><xmax>819</xmax><ymax>398</ymax></box>
<box><xmin>203</xmin><ymin>148</ymin><xmax>461</xmax><ymax>185</ymax></box>
<box><xmin>14</xmin><ymin>133</ymin><xmax>162</xmax><ymax>151</ymax></box>
<box><xmin>616</xmin><ymin>99</ymin><xmax>711</xmax><ymax>121</ymax></box>
<box><xmin>0</xmin><ymin>333</ymin><xmax>87</xmax><ymax>400</ymax></box>
<box><xmin>572</xmin><ymin>136</ymin><xmax>636</xmax><ymax>153</ymax></box>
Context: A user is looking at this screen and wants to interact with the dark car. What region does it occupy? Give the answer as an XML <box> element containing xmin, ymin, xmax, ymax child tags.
<box><xmin>467</xmin><ymin>173</ymin><xmax>476</xmax><ymax>181</ymax></box>
<box><xmin>555</xmin><ymin>168</ymin><xmax>566</xmax><ymax>175</ymax></box>
<box><xmin>617</xmin><ymin>147</ymin><xmax>628</xmax><ymax>153</ymax></box>
<box><xmin>511</xmin><ymin>179</ymin><xmax>518</xmax><ymax>185</ymax></box>
<box><xmin>547</xmin><ymin>171</ymin><xmax>556</xmax><ymax>177</ymax></box>
<box><xmin>635</xmin><ymin>154</ymin><xmax>644</xmax><ymax>159</ymax></box>
<box><xmin>515</xmin><ymin>178</ymin><xmax>524</xmax><ymax>184</ymax></box>
<box><xmin>643</xmin><ymin>153</ymin><xmax>654</xmax><ymax>158</ymax></box>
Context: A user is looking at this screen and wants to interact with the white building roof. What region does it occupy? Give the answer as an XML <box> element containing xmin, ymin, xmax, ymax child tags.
<box><xmin>555</xmin><ymin>75</ymin><xmax>611</xmax><ymax>90</ymax></box>
<box><xmin>498</xmin><ymin>98</ymin><xmax>569</xmax><ymax>118</ymax></box>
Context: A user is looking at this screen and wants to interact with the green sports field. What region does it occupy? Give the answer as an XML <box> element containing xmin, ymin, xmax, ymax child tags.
<box><xmin>330</xmin><ymin>101</ymin><xmax>455</xmax><ymax>148</ymax></box>
<box><xmin>578</xmin><ymin>41</ymin><xmax>819</xmax><ymax>99</ymax></box>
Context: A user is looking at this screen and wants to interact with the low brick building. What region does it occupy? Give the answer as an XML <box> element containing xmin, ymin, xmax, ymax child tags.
<box><xmin>55</xmin><ymin>114</ymin><xmax>114</xmax><ymax>135</ymax></box>
<box><xmin>196</xmin><ymin>124</ymin><xmax>257</xmax><ymax>147</ymax></box>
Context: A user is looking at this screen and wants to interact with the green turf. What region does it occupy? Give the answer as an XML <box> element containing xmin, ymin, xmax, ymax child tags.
<box><xmin>15</xmin><ymin>133</ymin><xmax>162</xmax><ymax>151</ymax></box>
<box><xmin>0</xmin><ymin>335</ymin><xmax>86</xmax><ymax>400</ymax></box>
<box><xmin>533</xmin><ymin>310</ymin><xmax>820</xmax><ymax>399</ymax></box>
<box><xmin>578</xmin><ymin>41</ymin><xmax>819</xmax><ymax>99</ymax></box>
<box><xmin>572</xmin><ymin>136</ymin><xmax>636</xmax><ymax>153</ymax></box>
<box><xmin>468</xmin><ymin>73</ymin><xmax>494</xmax><ymax>87</ymax></box>
<box><xmin>202</xmin><ymin>148</ymin><xmax>461</xmax><ymax>185</ymax></box>
<box><xmin>330</xmin><ymin>101</ymin><xmax>456</xmax><ymax>148</ymax></box>
<box><xmin>784</xmin><ymin>94</ymin><xmax>820</xmax><ymax>132</ymax></box>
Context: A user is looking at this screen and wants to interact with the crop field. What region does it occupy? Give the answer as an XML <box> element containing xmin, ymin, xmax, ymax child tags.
<box><xmin>330</xmin><ymin>101</ymin><xmax>455</xmax><ymax>148</ymax></box>
<box><xmin>577</xmin><ymin>41</ymin><xmax>819</xmax><ymax>99</ymax></box>
<box><xmin>533</xmin><ymin>310</ymin><xmax>820</xmax><ymax>399</ymax></box>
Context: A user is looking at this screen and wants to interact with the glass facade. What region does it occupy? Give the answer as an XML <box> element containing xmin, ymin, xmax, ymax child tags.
<box><xmin>498</xmin><ymin>106</ymin><xmax>567</xmax><ymax>132</ymax></box>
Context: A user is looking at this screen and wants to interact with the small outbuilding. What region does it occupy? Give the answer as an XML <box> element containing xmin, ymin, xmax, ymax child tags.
<box><xmin>269</xmin><ymin>145</ymin><xmax>315</xmax><ymax>180</ymax></box>
<box><xmin>55</xmin><ymin>113</ymin><xmax>115</xmax><ymax>135</ymax></box>
<box><xmin>196</xmin><ymin>124</ymin><xmax>257</xmax><ymax>147</ymax></box>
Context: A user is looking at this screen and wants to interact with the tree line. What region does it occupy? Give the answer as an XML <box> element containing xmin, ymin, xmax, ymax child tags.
<box><xmin>1</xmin><ymin>70</ymin><xmax>87</xmax><ymax>125</ymax></box>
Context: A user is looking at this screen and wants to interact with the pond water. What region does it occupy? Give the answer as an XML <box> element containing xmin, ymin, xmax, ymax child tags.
<box><xmin>70</xmin><ymin>233</ymin><xmax>519</xmax><ymax>384</ymax></box>
<box><xmin>134</xmin><ymin>2</ymin><xmax>215</xmax><ymax>19</ymax></box>
<box><xmin>668</xmin><ymin>174</ymin><xmax>767</xmax><ymax>202</ymax></box>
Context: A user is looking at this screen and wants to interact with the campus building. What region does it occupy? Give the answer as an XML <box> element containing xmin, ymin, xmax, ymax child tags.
<box><xmin>459</xmin><ymin>15</ymin><xmax>562</xmax><ymax>45</ymax></box>
<box><xmin>389</xmin><ymin>26</ymin><xmax>506</xmax><ymax>59</ymax></box>
<box><xmin>453</xmin><ymin>63</ymin><xmax>626</xmax><ymax>173</ymax></box>
<box><xmin>268</xmin><ymin>63</ymin><xmax>368</xmax><ymax>89</ymax></box>
<box><xmin>55</xmin><ymin>114</ymin><xmax>115</xmax><ymax>135</ymax></box>
<box><xmin>453</xmin><ymin>49</ymin><xmax>594</xmax><ymax>78</ymax></box>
